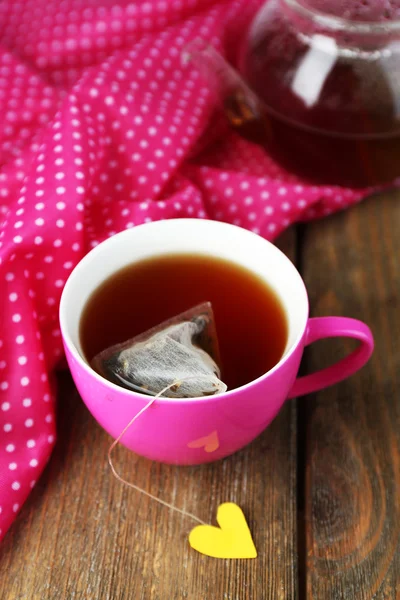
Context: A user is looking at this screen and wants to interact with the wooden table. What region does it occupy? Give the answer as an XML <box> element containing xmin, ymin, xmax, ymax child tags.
<box><xmin>1</xmin><ymin>192</ymin><xmax>399</xmax><ymax>600</ymax></box>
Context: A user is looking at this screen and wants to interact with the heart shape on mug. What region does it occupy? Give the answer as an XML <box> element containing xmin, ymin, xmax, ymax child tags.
<box><xmin>187</xmin><ymin>430</ymin><xmax>219</xmax><ymax>453</ymax></box>
<box><xmin>189</xmin><ymin>502</ymin><xmax>257</xmax><ymax>559</ymax></box>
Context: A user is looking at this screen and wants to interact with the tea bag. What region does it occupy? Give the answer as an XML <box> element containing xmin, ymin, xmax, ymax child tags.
<box><xmin>91</xmin><ymin>303</ymin><xmax>227</xmax><ymax>398</ymax></box>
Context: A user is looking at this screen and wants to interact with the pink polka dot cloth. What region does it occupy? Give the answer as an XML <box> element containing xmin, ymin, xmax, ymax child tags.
<box><xmin>0</xmin><ymin>0</ymin><xmax>379</xmax><ymax>542</ymax></box>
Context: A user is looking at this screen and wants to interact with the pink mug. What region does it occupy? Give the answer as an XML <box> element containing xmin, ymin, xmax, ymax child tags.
<box><xmin>59</xmin><ymin>219</ymin><xmax>374</xmax><ymax>465</ymax></box>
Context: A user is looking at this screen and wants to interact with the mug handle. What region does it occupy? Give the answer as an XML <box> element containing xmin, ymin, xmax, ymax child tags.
<box><xmin>288</xmin><ymin>317</ymin><xmax>374</xmax><ymax>399</ymax></box>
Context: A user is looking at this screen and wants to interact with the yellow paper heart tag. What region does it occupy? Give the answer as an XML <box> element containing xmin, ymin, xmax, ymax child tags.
<box><xmin>189</xmin><ymin>502</ymin><xmax>257</xmax><ymax>559</ymax></box>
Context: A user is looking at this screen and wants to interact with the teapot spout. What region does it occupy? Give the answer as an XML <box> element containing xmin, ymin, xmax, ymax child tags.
<box><xmin>182</xmin><ymin>39</ymin><xmax>264</xmax><ymax>129</ymax></box>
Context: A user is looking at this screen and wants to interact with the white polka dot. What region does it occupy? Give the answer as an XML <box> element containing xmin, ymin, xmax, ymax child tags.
<box><xmin>48</xmin><ymin>434</ymin><xmax>55</xmax><ymax>443</ymax></box>
<box><xmin>56</xmin><ymin>186</ymin><xmax>66</xmax><ymax>195</ymax></box>
<box><xmin>12</xmin><ymin>314</ymin><xmax>21</xmax><ymax>323</ymax></box>
<box><xmin>21</xmin><ymin>376</ymin><xmax>30</xmax><ymax>387</ymax></box>
<box><xmin>3</xmin><ymin>423</ymin><xmax>12</xmax><ymax>432</ymax></box>
<box><xmin>6</xmin><ymin>444</ymin><xmax>15</xmax><ymax>452</ymax></box>
<box><xmin>27</xmin><ymin>439</ymin><xmax>35</xmax><ymax>448</ymax></box>
<box><xmin>30</xmin><ymin>459</ymin><xmax>39</xmax><ymax>468</ymax></box>
<box><xmin>12</xmin><ymin>482</ymin><xmax>20</xmax><ymax>491</ymax></box>
<box><xmin>8</xmin><ymin>462</ymin><xmax>17</xmax><ymax>470</ymax></box>
<box><xmin>13</xmin><ymin>503</ymin><xmax>19</xmax><ymax>513</ymax></box>
<box><xmin>22</xmin><ymin>397</ymin><xmax>31</xmax><ymax>407</ymax></box>
<box><xmin>25</xmin><ymin>418</ymin><xmax>34</xmax><ymax>427</ymax></box>
<box><xmin>9</xmin><ymin>292</ymin><xmax>18</xmax><ymax>302</ymax></box>
<box><xmin>1</xmin><ymin>401</ymin><xmax>10</xmax><ymax>410</ymax></box>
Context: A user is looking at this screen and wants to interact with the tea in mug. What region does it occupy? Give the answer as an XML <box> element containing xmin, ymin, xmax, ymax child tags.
<box><xmin>80</xmin><ymin>253</ymin><xmax>288</xmax><ymax>391</ymax></box>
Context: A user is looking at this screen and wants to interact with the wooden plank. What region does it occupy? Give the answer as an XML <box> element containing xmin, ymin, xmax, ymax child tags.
<box><xmin>300</xmin><ymin>191</ymin><xmax>400</xmax><ymax>599</ymax></box>
<box><xmin>0</xmin><ymin>231</ymin><xmax>299</xmax><ymax>600</ymax></box>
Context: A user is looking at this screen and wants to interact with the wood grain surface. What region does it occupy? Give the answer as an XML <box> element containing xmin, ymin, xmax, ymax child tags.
<box><xmin>0</xmin><ymin>235</ymin><xmax>299</xmax><ymax>600</ymax></box>
<box><xmin>1</xmin><ymin>194</ymin><xmax>399</xmax><ymax>599</ymax></box>
<box><xmin>300</xmin><ymin>192</ymin><xmax>400</xmax><ymax>600</ymax></box>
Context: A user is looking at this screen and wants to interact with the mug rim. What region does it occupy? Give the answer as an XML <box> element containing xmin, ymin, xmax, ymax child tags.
<box><xmin>59</xmin><ymin>219</ymin><xmax>309</xmax><ymax>403</ymax></box>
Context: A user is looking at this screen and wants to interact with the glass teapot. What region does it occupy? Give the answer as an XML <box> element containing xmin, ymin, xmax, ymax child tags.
<box><xmin>185</xmin><ymin>0</ymin><xmax>400</xmax><ymax>188</ymax></box>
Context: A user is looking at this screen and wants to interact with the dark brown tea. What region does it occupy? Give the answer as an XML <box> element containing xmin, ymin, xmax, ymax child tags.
<box><xmin>80</xmin><ymin>254</ymin><xmax>288</xmax><ymax>391</ymax></box>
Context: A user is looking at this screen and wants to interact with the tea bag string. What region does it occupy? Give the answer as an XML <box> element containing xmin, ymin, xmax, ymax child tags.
<box><xmin>108</xmin><ymin>377</ymin><xmax>209</xmax><ymax>525</ymax></box>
